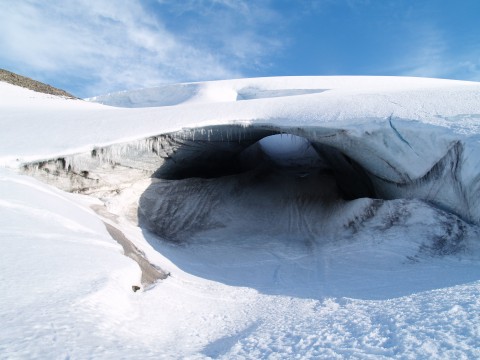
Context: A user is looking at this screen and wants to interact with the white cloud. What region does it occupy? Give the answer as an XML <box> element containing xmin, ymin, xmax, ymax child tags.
<box><xmin>396</xmin><ymin>25</ymin><xmax>448</xmax><ymax>78</ymax></box>
<box><xmin>154</xmin><ymin>0</ymin><xmax>284</xmax><ymax>69</ymax></box>
<box><xmin>386</xmin><ymin>23</ymin><xmax>480</xmax><ymax>82</ymax></box>
<box><xmin>0</xmin><ymin>0</ymin><xmax>282</xmax><ymax>96</ymax></box>
<box><xmin>457</xmin><ymin>59</ymin><xmax>480</xmax><ymax>81</ymax></box>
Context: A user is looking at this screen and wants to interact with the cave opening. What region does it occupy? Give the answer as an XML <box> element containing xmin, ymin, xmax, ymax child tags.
<box><xmin>139</xmin><ymin>132</ymin><xmax>382</xmax><ymax>243</ymax></box>
<box><xmin>150</xmin><ymin>132</ymin><xmax>377</xmax><ymax>202</ymax></box>
<box><xmin>19</xmin><ymin>122</ymin><xmax>477</xmax><ymax>270</ymax></box>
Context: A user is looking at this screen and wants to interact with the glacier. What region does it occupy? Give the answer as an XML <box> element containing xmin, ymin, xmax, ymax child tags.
<box><xmin>22</xmin><ymin>118</ymin><xmax>480</xmax><ymax>223</ymax></box>
<box><xmin>1</xmin><ymin>76</ymin><xmax>480</xmax><ymax>358</ymax></box>
<box><xmin>18</xmin><ymin>76</ymin><xmax>480</xmax><ymax>227</ymax></box>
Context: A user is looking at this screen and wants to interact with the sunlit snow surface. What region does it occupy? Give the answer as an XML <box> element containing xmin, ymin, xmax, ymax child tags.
<box><xmin>1</xmin><ymin>76</ymin><xmax>480</xmax><ymax>358</ymax></box>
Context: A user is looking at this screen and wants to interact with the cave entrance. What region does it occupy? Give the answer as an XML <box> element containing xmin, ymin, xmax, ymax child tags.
<box><xmin>258</xmin><ymin>134</ymin><xmax>322</xmax><ymax>169</ymax></box>
<box><xmin>150</xmin><ymin>131</ymin><xmax>377</xmax><ymax>202</ymax></box>
<box><xmin>139</xmin><ymin>131</ymin><xmax>380</xmax><ymax>243</ymax></box>
<box><xmin>134</xmin><ymin>128</ymin><xmax>478</xmax><ymax>298</ymax></box>
<box><xmin>257</xmin><ymin>134</ymin><xmax>375</xmax><ymax>200</ymax></box>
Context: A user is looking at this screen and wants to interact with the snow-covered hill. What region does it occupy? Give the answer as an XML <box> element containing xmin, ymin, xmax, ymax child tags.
<box><xmin>1</xmin><ymin>75</ymin><xmax>480</xmax><ymax>358</ymax></box>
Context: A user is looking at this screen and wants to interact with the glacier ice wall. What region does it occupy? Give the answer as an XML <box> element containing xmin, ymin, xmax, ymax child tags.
<box><xmin>22</xmin><ymin>118</ymin><xmax>480</xmax><ymax>228</ymax></box>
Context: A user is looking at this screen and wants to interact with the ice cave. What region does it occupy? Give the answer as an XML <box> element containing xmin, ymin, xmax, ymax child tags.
<box><xmin>22</xmin><ymin>118</ymin><xmax>479</xmax><ymax>257</ymax></box>
<box><xmin>3</xmin><ymin>74</ymin><xmax>480</xmax><ymax>358</ymax></box>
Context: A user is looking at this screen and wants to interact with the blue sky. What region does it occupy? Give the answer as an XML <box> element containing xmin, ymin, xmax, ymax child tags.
<box><xmin>1</xmin><ymin>0</ymin><xmax>479</xmax><ymax>97</ymax></box>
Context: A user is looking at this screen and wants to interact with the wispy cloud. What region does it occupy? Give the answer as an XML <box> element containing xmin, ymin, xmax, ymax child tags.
<box><xmin>456</xmin><ymin>58</ymin><xmax>480</xmax><ymax>81</ymax></box>
<box><xmin>395</xmin><ymin>24</ymin><xmax>449</xmax><ymax>78</ymax></box>
<box><xmin>0</xmin><ymin>0</ymin><xmax>283</xmax><ymax>96</ymax></box>
<box><xmin>154</xmin><ymin>0</ymin><xmax>285</xmax><ymax>69</ymax></box>
<box><xmin>386</xmin><ymin>22</ymin><xmax>480</xmax><ymax>82</ymax></box>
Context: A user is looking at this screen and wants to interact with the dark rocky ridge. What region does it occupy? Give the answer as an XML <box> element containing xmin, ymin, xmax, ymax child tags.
<box><xmin>0</xmin><ymin>68</ymin><xmax>76</xmax><ymax>98</ymax></box>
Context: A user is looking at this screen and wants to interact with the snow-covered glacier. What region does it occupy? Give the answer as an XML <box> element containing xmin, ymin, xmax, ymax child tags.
<box><xmin>2</xmin><ymin>76</ymin><xmax>480</xmax><ymax>358</ymax></box>
<box><xmin>21</xmin><ymin>77</ymin><xmax>480</xmax><ymax>237</ymax></box>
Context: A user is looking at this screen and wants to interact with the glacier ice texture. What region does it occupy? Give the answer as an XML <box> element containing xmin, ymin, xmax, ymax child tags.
<box><xmin>22</xmin><ymin>118</ymin><xmax>480</xmax><ymax>256</ymax></box>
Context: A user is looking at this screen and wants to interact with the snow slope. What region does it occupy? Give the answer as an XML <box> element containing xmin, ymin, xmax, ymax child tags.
<box><xmin>1</xmin><ymin>76</ymin><xmax>480</xmax><ymax>358</ymax></box>
<box><xmin>2</xmin><ymin>76</ymin><xmax>480</xmax><ymax>165</ymax></box>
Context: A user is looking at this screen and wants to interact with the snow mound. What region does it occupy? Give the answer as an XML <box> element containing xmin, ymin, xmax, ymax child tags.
<box><xmin>86</xmin><ymin>81</ymin><xmax>329</xmax><ymax>107</ymax></box>
<box><xmin>87</xmin><ymin>83</ymin><xmax>205</xmax><ymax>107</ymax></box>
<box><xmin>86</xmin><ymin>76</ymin><xmax>477</xmax><ymax>108</ymax></box>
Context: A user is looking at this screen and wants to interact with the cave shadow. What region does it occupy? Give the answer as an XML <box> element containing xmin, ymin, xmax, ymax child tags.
<box><xmin>138</xmin><ymin>125</ymin><xmax>480</xmax><ymax>301</ymax></box>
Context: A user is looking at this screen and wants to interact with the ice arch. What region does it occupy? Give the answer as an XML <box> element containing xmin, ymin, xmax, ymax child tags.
<box><xmin>23</xmin><ymin>119</ymin><xmax>480</xmax><ymax>230</ymax></box>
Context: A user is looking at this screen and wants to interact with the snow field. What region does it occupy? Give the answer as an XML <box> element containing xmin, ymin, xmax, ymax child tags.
<box><xmin>1</xmin><ymin>76</ymin><xmax>480</xmax><ymax>358</ymax></box>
